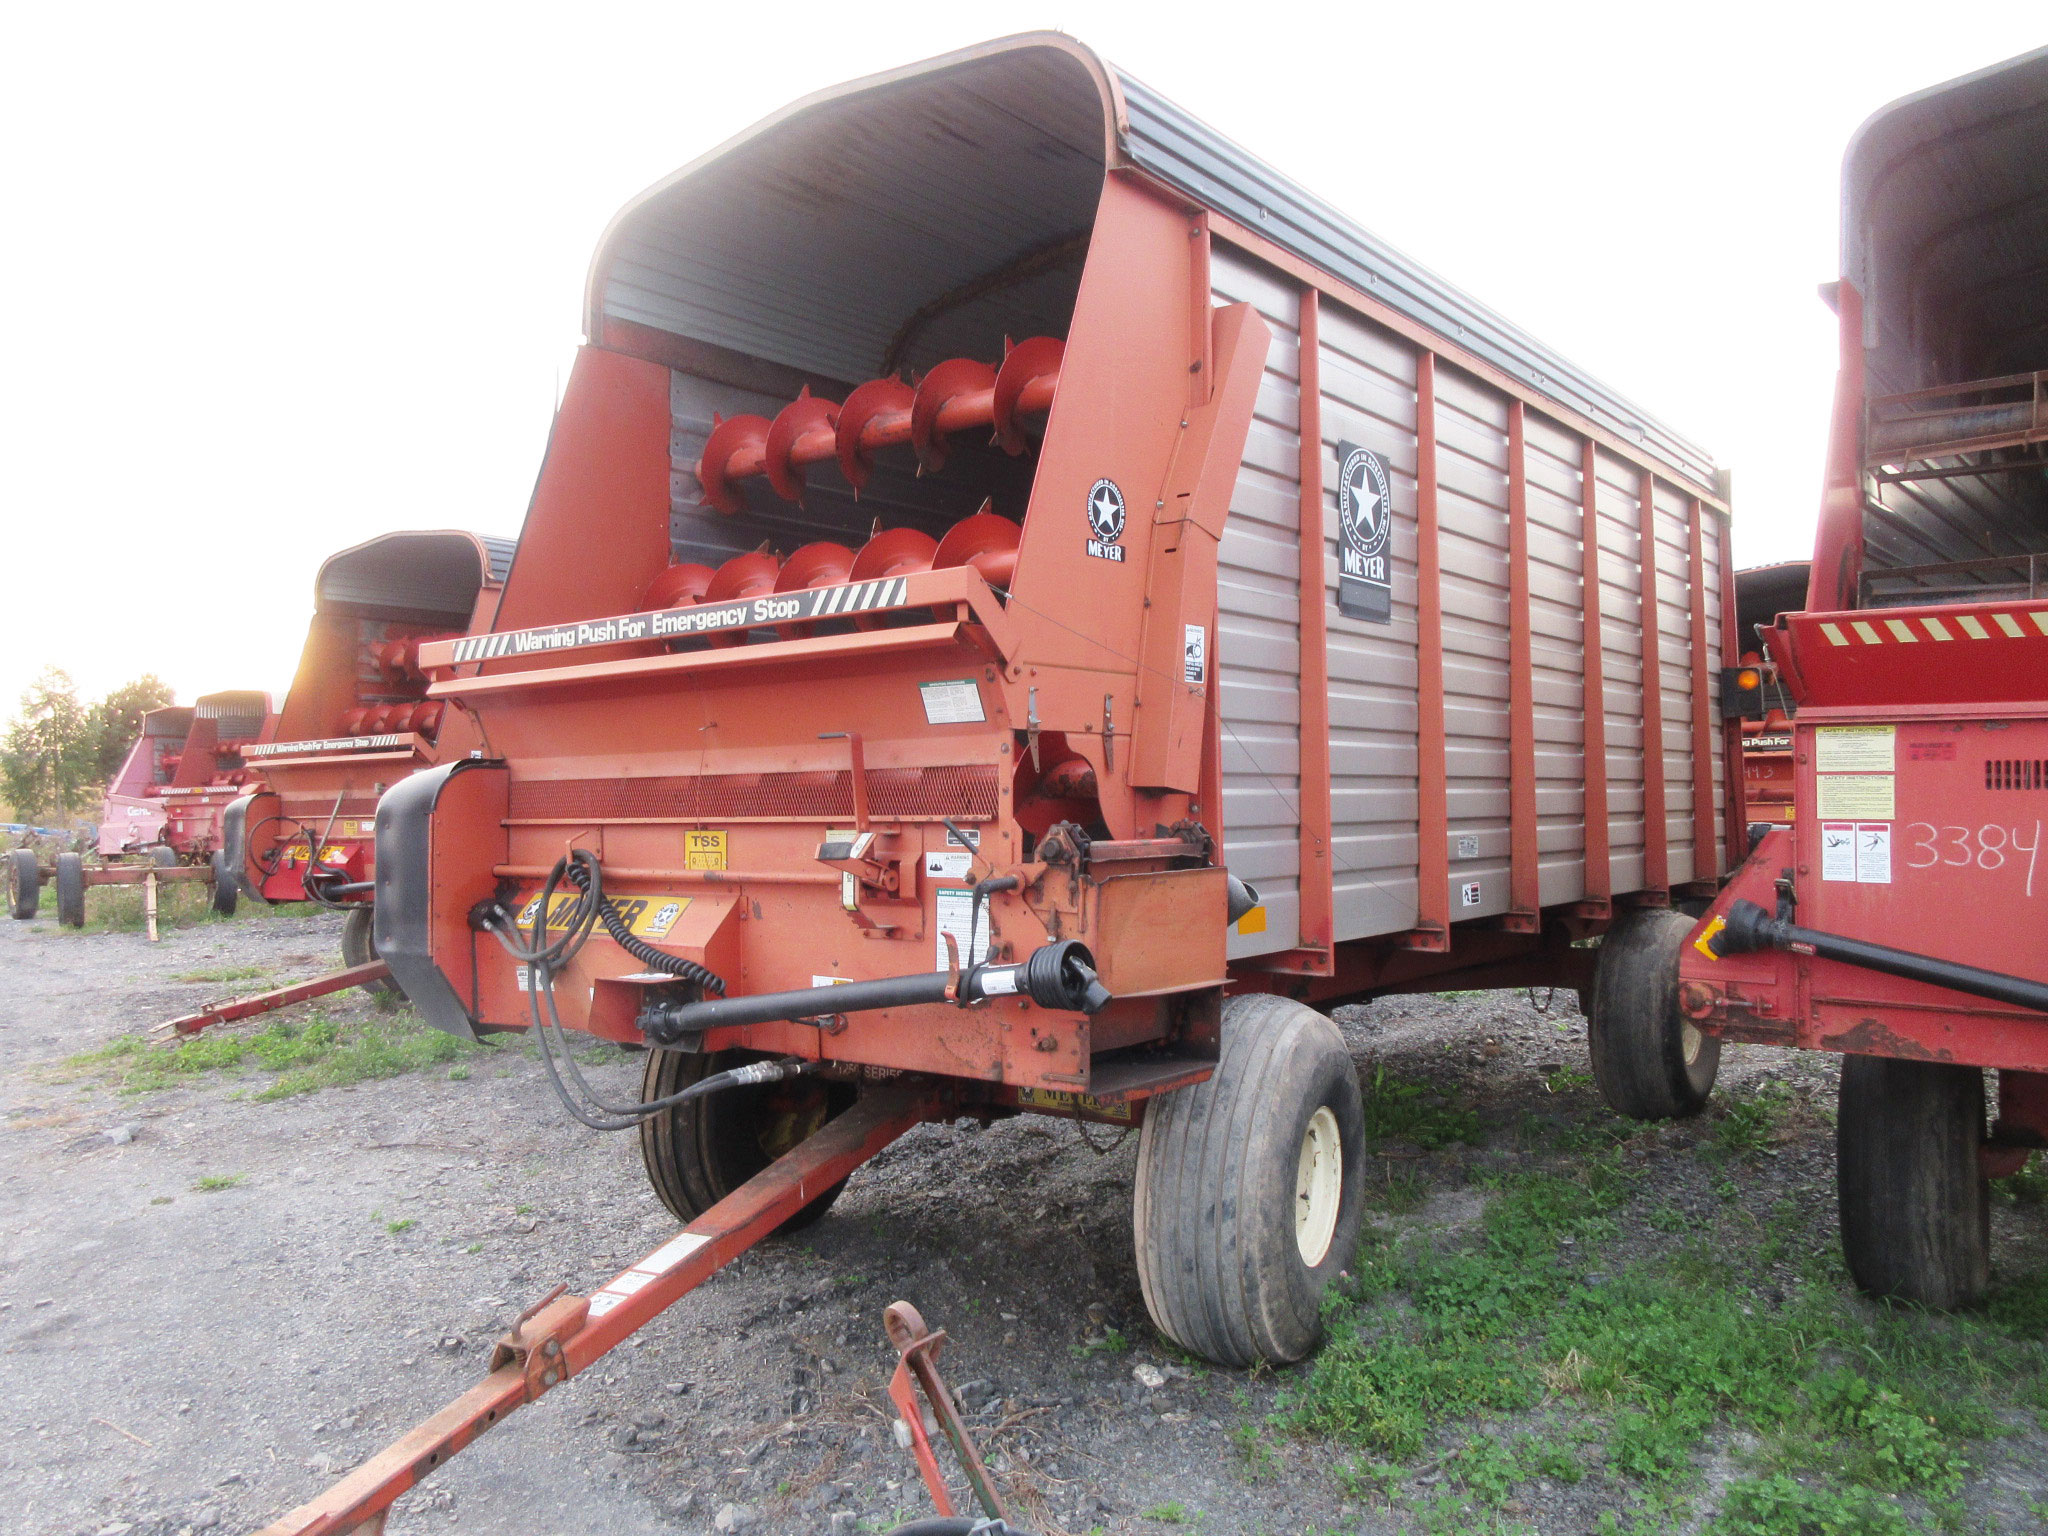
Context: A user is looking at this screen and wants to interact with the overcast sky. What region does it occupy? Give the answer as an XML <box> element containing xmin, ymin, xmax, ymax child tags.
<box><xmin>2</xmin><ymin>3</ymin><xmax>2042</xmax><ymax>713</ymax></box>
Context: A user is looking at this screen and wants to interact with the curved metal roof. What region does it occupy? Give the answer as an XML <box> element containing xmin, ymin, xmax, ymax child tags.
<box><xmin>1842</xmin><ymin>46</ymin><xmax>2048</xmax><ymax>387</ymax></box>
<box><xmin>586</xmin><ymin>33</ymin><xmax>1719</xmax><ymax>493</ymax></box>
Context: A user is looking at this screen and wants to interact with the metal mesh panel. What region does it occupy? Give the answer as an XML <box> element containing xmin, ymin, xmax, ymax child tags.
<box><xmin>508</xmin><ymin>765</ymin><xmax>998</xmax><ymax>823</ymax></box>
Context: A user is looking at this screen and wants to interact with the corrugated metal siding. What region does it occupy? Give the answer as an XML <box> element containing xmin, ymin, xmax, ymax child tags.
<box><xmin>1115</xmin><ymin>69</ymin><xmax>1717</xmax><ymax>494</ymax></box>
<box><xmin>1522</xmin><ymin>413</ymin><xmax>1592</xmax><ymax>907</ymax></box>
<box><xmin>1432</xmin><ymin>364</ymin><xmax>1514</xmax><ymax>921</ymax></box>
<box><xmin>1317</xmin><ymin>304</ymin><xmax>1422</xmax><ymax>940</ymax></box>
<box><xmin>1211</xmin><ymin>247</ymin><xmax>1304</xmax><ymax>959</ymax></box>
<box><xmin>1652</xmin><ymin>480</ymin><xmax>1703</xmax><ymax>883</ymax></box>
<box><xmin>481</xmin><ymin>536</ymin><xmax>517</xmax><ymax>585</ymax></box>
<box><xmin>1593</xmin><ymin>451</ymin><xmax>1651</xmax><ymax>894</ymax></box>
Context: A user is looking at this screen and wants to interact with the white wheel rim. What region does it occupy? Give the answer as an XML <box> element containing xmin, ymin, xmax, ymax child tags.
<box><xmin>1681</xmin><ymin>1019</ymin><xmax>1704</xmax><ymax>1067</ymax></box>
<box><xmin>1295</xmin><ymin>1106</ymin><xmax>1343</xmax><ymax>1267</ymax></box>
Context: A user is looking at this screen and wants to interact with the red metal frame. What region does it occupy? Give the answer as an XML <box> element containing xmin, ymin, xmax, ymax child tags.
<box><xmin>1687</xmin><ymin>498</ymin><xmax>1719</xmax><ymax>879</ymax></box>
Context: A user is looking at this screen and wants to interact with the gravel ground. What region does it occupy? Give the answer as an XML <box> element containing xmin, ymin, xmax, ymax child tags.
<box><xmin>3</xmin><ymin>906</ymin><xmax>2045</xmax><ymax>1536</ymax></box>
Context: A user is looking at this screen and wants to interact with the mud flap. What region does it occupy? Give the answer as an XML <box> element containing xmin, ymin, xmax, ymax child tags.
<box><xmin>374</xmin><ymin>760</ymin><xmax>507</xmax><ymax>1040</ymax></box>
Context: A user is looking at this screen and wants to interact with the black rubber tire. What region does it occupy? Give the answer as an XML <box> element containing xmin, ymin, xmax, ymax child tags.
<box><xmin>7</xmin><ymin>850</ymin><xmax>39</xmax><ymax>920</ymax></box>
<box><xmin>340</xmin><ymin>905</ymin><xmax>399</xmax><ymax>996</ymax></box>
<box><xmin>209</xmin><ymin>851</ymin><xmax>238</xmax><ymax>917</ymax></box>
<box><xmin>638</xmin><ymin>1047</ymin><xmax>857</xmax><ymax>1232</ymax></box>
<box><xmin>1132</xmin><ymin>993</ymin><xmax>1366</xmax><ymax>1367</ymax></box>
<box><xmin>55</xmin><ymin>853</ymin><xmax>86</xmax><ymax>928</ymax></box>
<box><xmin>880</xmin><ymin>1523</ymin><xmax>983</xmax><ymax>1536</ymax></box>
<box><xmin>1587</xmin><ymin>907</ymin><xmax>1719</xmax><ymax>1119</ymax></box>
<box><xmin>1837</xmin><ymin>1055</ymin><xmax>1989</xmax><ymax>1310</ymax></box>
<box><xmin>149</xmin><ymin>845</ymin><xmax>179</xmax><ymax>868</ymax></box>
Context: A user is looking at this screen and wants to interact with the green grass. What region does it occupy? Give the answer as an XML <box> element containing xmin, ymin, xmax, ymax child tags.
<box><xmin>57</xmin><ymin>1007</ymin><xmax>482</xmax><ymax>1098</ymax></box>
<box><xmin>1276</xmin><ymin>1118</ymin><xmax>2048</xmax><ymax>1532</ymax></box>
<box><xmin>168</xmin><ymin>964</ymin><xmax>272</xmax><ymax>985</ymax></box>
<box><xmin>192</xmin><ymin>1173</ymin><xmax>244</xmax><ymax>1192</ymax></box>
<box><xmin>1074</xmin><ymin>1326</ymin><xmax>1131</xmax><ymax>1358</ymax></box>
<box><xmin>1359</xmin><ymin>1065</ymin><xmax>1482</xmax><ymax>1151</ymax></box>
<box><xmin>40</xmin><ymin>878</ymin><xmax>321</xmax><ymax>935</ymax></box>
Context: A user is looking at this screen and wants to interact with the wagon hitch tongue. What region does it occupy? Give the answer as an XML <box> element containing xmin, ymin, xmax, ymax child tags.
<box><xmin>254</xmin><ymin>1082</ymin><xmax>940</xmax><ymax>1536</ymax></box>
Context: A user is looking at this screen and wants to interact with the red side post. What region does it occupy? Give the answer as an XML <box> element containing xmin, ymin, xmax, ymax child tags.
<box><xmin>1686</xmin><ymin>498</ymin><xmax>1719</xmax><ymax>880</ymax></box>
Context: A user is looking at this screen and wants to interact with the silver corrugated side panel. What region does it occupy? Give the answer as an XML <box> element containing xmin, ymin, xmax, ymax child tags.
<box><xmin>1211</xmin><ymin>247</ymin><xmax>1305</xmax><ymax>959</ymax></box>
<box><xmin>1115</xmin><ymin>69</ymin><xmax>1717</xmax><ymax>496</ymax></box>
<box><xmin>1522</xmin><ymin>413</ymin><xmax>1593</xmax><ymax>908</ymax></box>
<box><xmin>1318</xmin><ymin>302</ymin><xmax>1423</xmax><ymax>940</ymax></box>
<box><xmin>1593</xmin><ymin>449</ymin><xmax>1652</xmax><ymax>892</ymax></box>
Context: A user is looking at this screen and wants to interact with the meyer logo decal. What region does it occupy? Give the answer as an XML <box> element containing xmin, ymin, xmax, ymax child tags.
<box><xmin>1084</xmin><ymin>477</ymin><xmax>1127</xmax><ymax>561</ymax></box>
<box><xmin>1336</xmin><ymin>442</ymin><xmax>1393</xmax><ymax>623</ymax></box>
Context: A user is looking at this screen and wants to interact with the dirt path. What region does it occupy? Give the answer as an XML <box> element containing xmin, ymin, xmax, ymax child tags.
<box><xmin>3</xmin><ymin>910</ymin><xmax>2045</xmax><ymax>1536</ymax></box>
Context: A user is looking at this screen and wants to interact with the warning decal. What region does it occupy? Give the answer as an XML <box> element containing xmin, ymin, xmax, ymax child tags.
<box><xmin>918</xmin><ymin>678</ymin><xmax>986</xmax><ymax>725</ymax></box>
<box><xmin>684</xmin><ymin>830</ymin><xmax>727</xmax><ymax>871</ymax></box>
<box><xmin>1821</xmin><ymin>822</ymin><xmax>1892</xmax><ymax>884</ymax></box>
<box><xmin>1815</xmin><ymin>725</ymin><xmax>1895</xmax><ymax>772</ymax></box>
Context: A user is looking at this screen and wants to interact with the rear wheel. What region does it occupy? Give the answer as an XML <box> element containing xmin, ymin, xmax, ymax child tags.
<box><xmin>7</xmin><ymin>850</ymin><xmax>39</xmax><ymax>920</ymax></box>
<box><xmin>149</xmin><ymin>845</ymin><xmax>179</xmax><ymax>868</ymax></box>
<box><xmin>340</xmin><ymin>905</ymin><xmax>398</xmax><ymax>995</ymax></box>
<box><xmin>1132</xmin><ymin>993</ymin><xmax>1366</xmax><ymax>1367</ymax></box>
<box><xmin>1837</xmin><ymin>1055</ymin><xmax>1989</xmax><ymax>1309</ymax></box>
<box><xmin>638</xmin><ymin>1047</ymin><xmax>857</xmax><ymax>1232</ymax></box>
<box><xmin>55</xmin><ymin>853</ymin><xmax>86</xmax><ymax>928</ymax></box>
<box><xmin>208</xmin><ymin>851</ymin><xmax>238</xmax><ymax>917</ymax></box>
<box><xmin>1587</xmin><ymin>907</ymin><xmax>1719</xmax><ymax>1119</ymax></box>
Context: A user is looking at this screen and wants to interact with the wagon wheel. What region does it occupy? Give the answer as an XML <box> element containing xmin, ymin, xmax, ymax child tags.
<box><xmin>149</xmin><ymin>845</ymin><xmax>180</xmax><ymax>868</ymax></box>
<box><xmin>209</xmin><ymin>850</ymin><xmax>239</xmax><ymax>917</ymax></box>
<box><xmin>340</xmin><ymin>905</ymin><xmax>399</xmax><ymax>997</ymax></box>
<box><xmin>1586</xmin><ymin>907</ymin><xmax>1719</xmax><ymax>1119</ymax></box>
<box><xmin>7</xmin><ymin>849</ymin><xmax>39</xmax><ymax>920</ymax></box>
<box><xmin>55</xmin><ymin>853</ymin><xmax>86</xmax><ymax>928</ymax></box>
<box><xmin>638</xmin><ymin>1047</ymin><xmax>858</xmax><ymax>1233</ymax></box>
<box><xmin>1132</xmin><ymin>993</ymin><xmax>1366</xmax><ymax>1366</ymax></box>
<box><xmin>1837</xmin><ymin>1055</ymin><xmax>1989</xmax><ymax>1309</ymax></box>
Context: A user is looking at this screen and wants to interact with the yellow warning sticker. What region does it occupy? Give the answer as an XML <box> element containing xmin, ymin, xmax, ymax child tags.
<box><xmin>1017</xmin><ymin>1088</ymin><xmax>1134</xmax><ymax>1123</ymax></box>
<box><xmin>285</xmin><ymin>845</ymin><xmax>347</xmax><ymax>866</ymax></box>
<box><xmin>1235</xmin><ymin>905</ymin><xmax>1268</xmax><ymax>936</ymax></box>
<box><xmin>1815</xmin><ymin>774</ymin><xmax>1895</xmax><ymax>820</ymax></box>
<box><xmin>685</xmin><ymin>830</ymin><xmax>727</xmax><ymax>871</ymax></box>
<box><xmin>1815</xmin><ymin>725</ymin><xmax>1894</xmax><ymax>772</ymax></box>
<box><xmin>514</xmin><ymin>891</ymin><xmax>691</xmax><ymax>940</ymax></box>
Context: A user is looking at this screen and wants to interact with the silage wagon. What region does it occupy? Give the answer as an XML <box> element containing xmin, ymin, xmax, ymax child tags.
<box><xmin>263</xmin><ymin>34</ymin><xmax>1736</xmax><ymax>1531</ymax></box>
<box><xmin>1684</xmin><ymin>45</ymin><xmax>2048</xmax><ymax>1309</ymax></box>
<box><xmin>7</xmin><ymin>690</ymin><xmax>273</xmax><ymax>929</ymax></box>
<box><xmin>228</xmin><ymin>530</ymin><xmax>511</xmax><ymax>975</ymax></box>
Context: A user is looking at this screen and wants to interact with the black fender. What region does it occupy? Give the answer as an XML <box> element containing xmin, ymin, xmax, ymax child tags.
<box><xmin>374</xmin><ymin>759</ymin><xmax>508</xmax><ymax>1040</ymax></box>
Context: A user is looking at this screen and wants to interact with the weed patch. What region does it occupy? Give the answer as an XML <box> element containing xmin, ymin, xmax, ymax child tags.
<box><xmin>56</xmin><ymin>1009</ymin><xmax>481</xmax><ymax>1097</ymax></box>
<box><xmin>1359</xmin><ymin>1066</ymin><xmax>1481</xmax><ymax>1151</ymax></box>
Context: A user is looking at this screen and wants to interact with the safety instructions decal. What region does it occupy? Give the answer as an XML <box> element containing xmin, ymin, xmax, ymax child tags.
<box><xmin>933</xmin><ymin>888</ymin><xmax>997</xmax><ymax>973</ymax></box>
<box><xmin>919</xmin><ymin>678</ymin><xmax>986</xmax><ymax>725</ymax></box>
<box><xmin>1820</xmin><ymin>822</ymin><xmax>1892</xmax><ymax>884</ymax></box>
<box><xmin>1816</xmin><ymin>773</ymin><xmax>1895</xmax><ymax>820</ymax></box>
<box><xmin>1814</xmin><ymin>725</ymin><xmax>1894</xmax><ymax>772</ymax></box>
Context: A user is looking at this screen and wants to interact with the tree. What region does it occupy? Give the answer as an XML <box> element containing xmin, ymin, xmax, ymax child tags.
<box><xmin>91</xmin><ymin>674</ymin><xmax>176</xmax><ymax>784</ymax></box>
<box><xmin>0</xmin><ymin>669</ymin><xmax>99</xmax><ymax>822</ymax></box>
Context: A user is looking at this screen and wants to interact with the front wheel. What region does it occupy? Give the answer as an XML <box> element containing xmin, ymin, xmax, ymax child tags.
<box><xmin>1133</xmin><ymin>993</ymin><xmax>1366</xmax><ymax>1367</ymax></box>
<box><xmin>149</xmin><ymin>845</ymin><xmax>179</xmax><ymax>868</ymax></box>
<box><xmin>7</xmin><ymin>850</ymin><xmax>39</xmax><ymax>920</ymax></box>
<box><xmin>209</xmin><ymin>851</ymin><xmax>238</xmax><ymax>917</ymax></box>
<box><xmin>340</xmin><ymin>905</ymin><xmax>398</xmax><ymax>996</ymax></box>
<box><xmin>638</xmin><ymin>1047</ymin><xmax>857</xmax><ymax>1232</ymax></box>
<box><xmin>55</xmin><ymin>853</ymin><xmax>86</xmax><ymax>928</ymax></box>
<box><xmin>1837</xmin><ymin>1055</ymin><xmax>1989</xmax><ymax>1309</ymax></box>
<box><xmin>1587</xmin><ymin>907</ymin><xmax>1719</xmax><ymax>1119</ymax></box>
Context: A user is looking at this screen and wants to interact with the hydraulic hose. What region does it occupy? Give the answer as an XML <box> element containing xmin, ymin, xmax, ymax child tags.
<box><xmin>1710</xmin><ymin>897</ymin><xmax>2048</xmax><ymax>1015</ymax></box>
